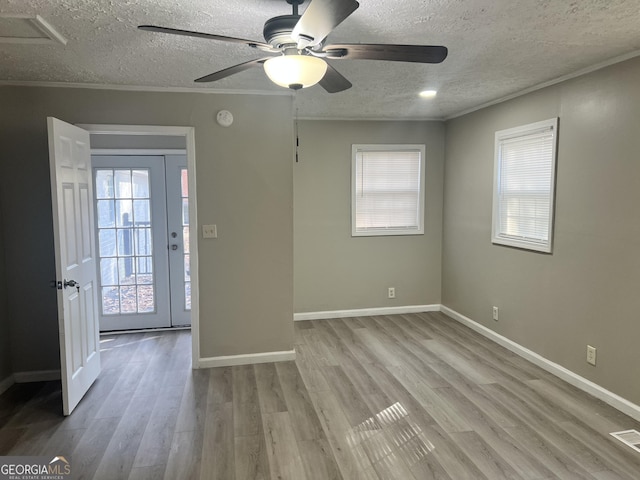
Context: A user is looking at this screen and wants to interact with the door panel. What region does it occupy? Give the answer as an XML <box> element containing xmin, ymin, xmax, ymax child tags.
<box><xmin>93</xmin><ymin>154</ymin><xmax>191</xmax><ymax>330</ymax></box>
<box><xmin>69</xmin><ymin>291</ymin><xmax>82</xmax><ymax>371</ymax></box>
<box><xmin>62</xmin><ymin>185</ymin><xmax>78</xmax><ymax>264</ymax></box>
<box><xmin>92</xmin><ymin>156</ymin><xmax>171</xmax><ymax>330</ymax></box>
<box><xmin>48</xmin><ymin>117</ymin><xmax>101</xmax><ymax>416</ymax></box>
<box><xmin>166</xmin><ymin>156</ymin><xmax>191</xmax><ymax>326</ymax></box>
<box><xmin>84</xmin><ymin>282</ymin><xmax>97</xmax><ymax>356</ymax></box>
<box><xmin>80</xmin><ymin>186</ymin><xmax>92</xmax><ymax>259</ymax></box>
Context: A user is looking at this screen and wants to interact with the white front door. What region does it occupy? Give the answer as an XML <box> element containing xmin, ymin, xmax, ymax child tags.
<box><xmin>92</xmin><ymin>155</ymin><xmax>191</xmax><ymax>331</ymax></box>
<box><xmin>47</xmin><ymin>117</ymin><xmax>101</xmax><ymax>416</ymax></box>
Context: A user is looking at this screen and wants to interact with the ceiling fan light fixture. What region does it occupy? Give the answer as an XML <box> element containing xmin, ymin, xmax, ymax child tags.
<box><xmin>264</xmin><ymin>54</ymin><xmax>327</xmax><ymax>89</ymax></box>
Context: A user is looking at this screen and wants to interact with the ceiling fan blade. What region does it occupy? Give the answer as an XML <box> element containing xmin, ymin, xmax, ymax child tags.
<box><xmin>292</xmin><ymin>0</ymin><xmax>359</xmax><ymax>48</ymax></box>
<box><xmin>138</xmin><ymin>25</ymin><xmax>272</xmax><ymax>50</ymax></box>
<box><xmin>322</xmin><ymin>44</ymin><xmax>448</xmax><ymax>63</ymax></box>
<box><xmin>319</xmin><ymin>63</ymin><xmax>352</xmax><ymax>93</ymax></box>
<box><xmin>194</xmin><ymin>58</ymin><xmax>270</xmax><ymax>83</ymax></box>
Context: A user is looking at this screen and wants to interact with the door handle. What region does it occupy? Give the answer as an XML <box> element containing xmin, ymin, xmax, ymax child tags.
<box><xmin>171</xmin><ymin>244</ymin><xmax>179</xmax><ymax>251</ymax></box>
<box><xmin>61</xmin><ymin>279</ymin><xmax>80</xmax><ymax>292</ymax></box>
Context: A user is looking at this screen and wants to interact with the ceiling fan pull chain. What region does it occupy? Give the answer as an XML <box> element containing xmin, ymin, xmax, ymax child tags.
<box><xmin>294</xmin><ymin>96</ymin><xmax>300</xmax><ymax>163</ymax></box>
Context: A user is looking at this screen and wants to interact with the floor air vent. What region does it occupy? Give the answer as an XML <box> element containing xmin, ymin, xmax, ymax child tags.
<box><xmin>610</xmin><ymin>430</ymin><xmax>640</xmax><ymax>453</ymax></box>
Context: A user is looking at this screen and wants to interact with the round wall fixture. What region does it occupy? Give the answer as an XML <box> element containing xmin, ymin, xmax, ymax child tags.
<box><xmin>216</xmin><ymin>110</ymin><xmax>233</xmax><ymax>127</ymax></box>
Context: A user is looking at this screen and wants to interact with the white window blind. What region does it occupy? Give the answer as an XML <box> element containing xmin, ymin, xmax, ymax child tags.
<box><xmin>492</xmin><ymin>118</ymin><xmax>558</xmax><ymax>252</ymax></box>
<box><xmin>352</xmin><ymin>145</ymin><xmax>425</xmax><ymax>236</ymax></box>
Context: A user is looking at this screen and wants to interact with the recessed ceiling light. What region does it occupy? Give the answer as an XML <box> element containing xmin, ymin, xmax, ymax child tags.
<box><xmin>419</xmin><ymin>90</ymin><xmax>437</xmax><ymax>98</ymax></box>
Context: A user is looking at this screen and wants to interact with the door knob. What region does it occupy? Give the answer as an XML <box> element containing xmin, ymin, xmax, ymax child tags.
<box><xmin>62</xmin><ymin>279</ymin><xmax>80</xmax><ymax>292</ymax></box>
<box><xmin>171</xmin><ymin>244</ymin><xmax>179</xmax><ymax>250</ymax></box>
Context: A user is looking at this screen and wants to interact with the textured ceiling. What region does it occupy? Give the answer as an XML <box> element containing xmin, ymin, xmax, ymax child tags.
<box><xmin>1</xmin><ymin>0</ymin><xmax>639</xmax><ymax>119</ymax></box>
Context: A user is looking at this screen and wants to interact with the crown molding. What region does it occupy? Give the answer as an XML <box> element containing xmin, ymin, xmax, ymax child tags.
<box><xmin>446</xmin><ymin>48</ymin><xmax>640</xmax><ymax>121</ymax></box>
<box><xmin>0</xmin><ymin>80</ymin><xmax>291</xmax><ymax>97</ymax></box>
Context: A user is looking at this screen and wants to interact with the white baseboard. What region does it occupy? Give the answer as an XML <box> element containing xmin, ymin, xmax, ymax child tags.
<box><xmin>0</xmin><ymin>374</ymin><xmax>15</xmax><ymax>395</ymax></box>
<box><xmin>440</xmin><ymin>305</ymin><xmax>640</xmax><ymax>423</ymax></box>
<box><xmin>13</xmin><ymin>370</ymin><xmax>61</xmax><ymax>383</ymax></box>
<box><xmin>294</xmin><ymin>304</ymin><xmax>440</xmax><ymax>321</ymax></box>
<box><xmin>198</xmin><ymin>349</ymin><xmax>296</xmax><ymax>368</ymax></box>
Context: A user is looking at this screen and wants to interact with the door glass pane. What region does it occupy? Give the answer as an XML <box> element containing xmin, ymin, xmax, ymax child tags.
<box><xmin>132</xmin><ymin>170</ymin><xmax>150</xmax><ymax>198</ymax></box>
<box><xmin>116</xmin><ymin>200</ymin><xmax>133</xmax><ymax>228</ymax></box>
<box><xmin>95</xmin><ymin>168</ymin><xmax>156</xmax><ymax>315</ymax></box>
<box><xmin>180</xmin><ymin>168</ymin><xmax>191</xmax><ymax>311</ymax></box>
<box><xmin>182</xmin><ymin>199</ymin><xmax>189</xmax><ymax>225</ymax></box>
<box><xmin>117</xmin><ymin>229</ymin><xmax>132</xmax><ymax>257</ymax></box>
<box><xmin>181</xmin><ymin>168</ymin><xmax>188</xmax><ymax>197</ymax></box>
<box><xmin>137</xmin><ymin>257</ymin><xmax>153</xmax><ymax>284</ymax></box>
<box><xmin>95</xmin><ymin>170</ymin><xmax>114</xmax><ymax>199</ymax></box>
<box><xmin>102</xmin><ymin>287</ymin><xmax>119</xmax><ymax>314</ymax></box>
<box><xmin>118</xmin><ymin>257</ymin><xmax>136</xmax><ymax>285</ymax></box>
<box><xmin>134</xmin><ymin>199</ymin><xmax>150</xmax><ymax>223</ymax></box>
<box><xmin>100</xmin><ymin>258</ymin><xmax>118</xmax><ymax>285</ymax></box>
<box><xmin>135</xmin><ymin>228</ymin><xmax>152</xmax><ymax>256</ymax></box>
<box><xmin>137</xmin><ymin>285</ymin><xmax>154</xmax><ymax>313</ymax></box>
<box><xmin>183</xmin><ymin>227</ymin><xmax>190</xmax><ymax>254</ymax></box>
<box><xmin>185</xmin><ymin>283</ymin><xmax>191</xmax><ymax>310</ymax></box>
<box><xmin>120</xmin><ymin>286</ymin><xmax>137</xmax><ymax>313</ymax></box>
<box><xmin>114</xmin><ymin>170</ymin><xmax>131</xmax><ymax>198</ymax></box>
<box><xmin>97</xmin><ymin>200</ymin><xmax>115</xmax><ymax>228</ymax></box>
<box><xmin>98</xmin><ymin>229</ymin><xmax>116</xmax><ymax>257</ymax></box>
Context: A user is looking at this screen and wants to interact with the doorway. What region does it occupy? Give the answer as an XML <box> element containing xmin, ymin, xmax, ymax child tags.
<box><xmin>92</xmin><ymin>154</ymin><xmax>191</xmax><ymax>331</ymax></box>
<box><xmin>79</xmin><ymin>123</ymin><xmax>200</xmax><ymax>368</ymax></box>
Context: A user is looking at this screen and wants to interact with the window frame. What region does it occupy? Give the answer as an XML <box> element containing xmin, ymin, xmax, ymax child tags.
<box><xmin>351</xmin><ymin>144</ymin><xmax>426</xmax><ymax>237</ymax></box>
<box><xmin>491</xmin><ymin>118</ymin><xmax>559</xmax><ymax>253</ymax></box>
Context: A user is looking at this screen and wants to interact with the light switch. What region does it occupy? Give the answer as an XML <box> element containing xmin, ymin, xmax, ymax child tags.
<box><xmin>202</xmin><ymin>224</ymin><xmax>217</xmax><ymax>239</ymax></box>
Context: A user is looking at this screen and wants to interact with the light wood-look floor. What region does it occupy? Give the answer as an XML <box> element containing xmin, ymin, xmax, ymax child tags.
<box><xmin>1</xmin><ymin>312</ymin><xmax>640</xmax><ymax>479</ymax></box>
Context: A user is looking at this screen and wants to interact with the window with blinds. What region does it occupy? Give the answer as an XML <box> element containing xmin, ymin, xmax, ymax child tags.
<box><xmin>352</xmin><ymin>144</ymin><xmax>426</xmax><ymax>236</ymax></box>
<box><xmin>492</xmin><ymin>118</ymin><xmax>558</xmax><ymax>252</ymax></box>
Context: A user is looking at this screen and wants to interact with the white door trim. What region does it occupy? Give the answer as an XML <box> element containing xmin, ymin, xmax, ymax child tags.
<box><xmin>77</xmin><ymin>124</ymin><xmax>191</xmax><ymax>136</ymax></box>
<box><xmin>79</xmin><ymin>124</ymin><xmax>200</xmax><ymax>369</ymax></box>
<box><xmin>91</xmin><ymin>149</ymin><xmax>187</xmax><ymax>156</ymax></box>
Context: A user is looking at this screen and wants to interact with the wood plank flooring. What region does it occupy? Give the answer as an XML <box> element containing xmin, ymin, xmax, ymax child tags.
<box><xmin>1</xmin><ymin>312</ymin><xmax>640</xmax><ymax>479</ymax></box>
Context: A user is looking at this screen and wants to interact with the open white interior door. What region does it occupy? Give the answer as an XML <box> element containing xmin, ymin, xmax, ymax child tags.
<box><xmin>48</xmin><ymin>117</ymin><xmax>101</xmax><ymax>416</ymax></box>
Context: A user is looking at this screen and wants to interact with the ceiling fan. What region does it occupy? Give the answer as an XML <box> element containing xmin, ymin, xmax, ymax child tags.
<box><xmin>139</xmin><ymin>0</ymin><xmax>448</xmax><ymax>93</ymax></box>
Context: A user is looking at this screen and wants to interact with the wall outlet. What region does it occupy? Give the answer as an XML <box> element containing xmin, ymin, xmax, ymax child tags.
<box><xmin>492</xmin><ymin>306</ymin><xmax>499</xmax><ymax>321</ymax></box>
<box><xmin>586</xmin><ymin>345</ymin><xmax>597</xmax><ymax>366</ymax></box>
<box><xmin>388</xmin><ymin>287</ymin><xmax>395</xmax><ymax>299</ymax></box>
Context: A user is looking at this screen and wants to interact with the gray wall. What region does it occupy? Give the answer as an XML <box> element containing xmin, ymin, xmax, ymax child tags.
<box><xmin>295</xmin><ymin>120</ymin><xmax>444</xmax><ymax>312</ymax></box>
<box><xmin>0</xmin><ymin>196</ymin><xmax>11</xmax><ymax>382</ymax></box>
<box><xmin>0</xmin><ymin>86</ymin><xmax>294</xmax><ymax>371</ymax></box>
<box><xmin>443</xmin><ymin>56</ymin><xmax>640</xmax><ymax>405</ymax></box>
